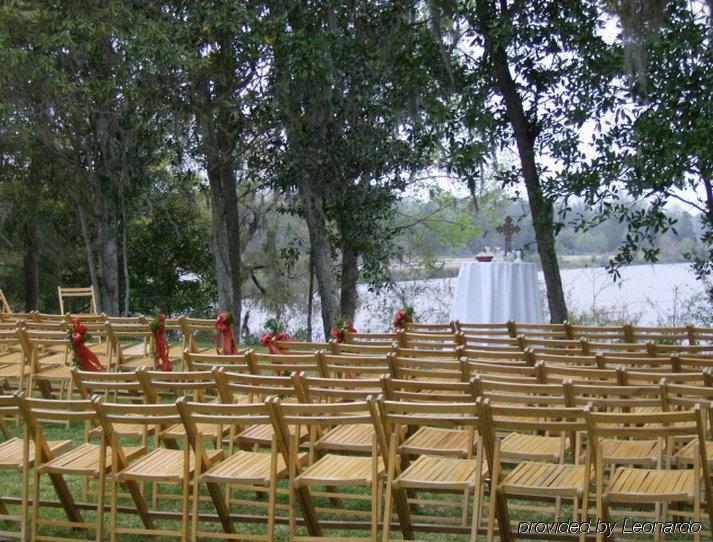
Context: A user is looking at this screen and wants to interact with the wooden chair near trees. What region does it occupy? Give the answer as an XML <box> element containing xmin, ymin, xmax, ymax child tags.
<box><xmin>379</xmin><ymin>399</ymin><xmax>485</xmax><ymax>542</ymax></box>
<box><xmin>247</xmin><ymin>350</ymin><xmax>321</xmax><ymax>376</ymax></box>
<box><xmin>396</xmin><ymin>330</ymin><xmax>465</xmax><ymax>351</ymax></box>
<box><xmin>0</xmin><ymin>395</ymin><xmax>72</xmax><ymax>540</ymax></box>
<box><xmin>176</xmin><ymin>398</ymin><xmax>282</xmax><ymax>541</ymax></box>
<box><xmin>401</xmin><ymin>321</ymin><xmax>457</xmax><ymax>333</ymax></box>
<box><xmin>509</xmin><ymin>321</ymin><xmax>570</xmax><ymax>339</ymax></box>
<box><xmin>343</xmin><ymin>330</ymin><xmax>398</xmax><ymax>347</ymax></box>
<box><xmin>569</xmin><ymin>323</ymin><xmax>630</xmax><ymax>343</ymax></box>
<box><xmin>183</xmin><ymin>350</ymin><xmax>250</xmax><ymax>372</ymax></box>
<box><xmin>388</xmin><ymin>354</ymin><xmax>463</xmax><ymax>382</ymax></box>
<box><xmin>0</xmin><ymin>289</ymin><xmax>11</xmax><ymax>314</ymax></box>
<box><xmin>18</xmin><ymin>327</ymin><xmax>75</xmax><ymax>401</ymax></box>
<box><xmin>331</xmin><ymin>339</ymin><xmax>395</xmax><ymax>356</ymax></box>
<box><xmin>17</xmin><ymin>393</ymin><xmax>148</xmax><ymax>541</ymax></box>
<box><xmin>0</xmin><ymin>329</ymin><xmax>31</xmax><ymax>391</ymax></box>
<box><xmin>481</xmin><ymin>402</ymin><xmax>591</xmax><ymax>542</ymax></box>
<box><xmin>586</xmin><ymin>407</ymin><xmax>713</xmax><ymax>542</ymax></box>
<box><xmin>94</xmin><ymin>399</ymin><xmax>222</xmax><ymax>541</ymax></box>
<box><xmin>179</xmin><ymin>316</ymin><xmax>218</xmax><ymax>354</ymax></box>
<box><xmin>268</xmin><ymin>396</ymin><xmax>386</xmax><ymax>541</ymax></box>
<box><xmin>57</xmin><ymin>286</ymin><xmax>98</xmax><ymax>315</ymax></box>
<box><xmin>461</xmin><ymin>359</ymin><xmax>545</xmax><ymax>383</ymax></box>
<box><xmin>106</xmin><ymin>321</ymin><xmax>156</xmax><ymax>371</ymax></box>
<box><xmin>317</xmin><ymin>351</ymin><xmax>390</xmax><ymax>378</ymax></box>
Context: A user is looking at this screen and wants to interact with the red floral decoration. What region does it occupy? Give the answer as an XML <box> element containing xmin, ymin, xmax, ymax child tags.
<box><xmin>260</xmin><ymin>329</ymin><xmax>295</xmax><ymax>355</ymax></box>
<box><xmin>149</xmin><ymin>314</ymin><xmax>172</xmax><ymax>372</ymax></box>
<box><xmin>68</xmin><ymin>318</ymin><xmax>106</xmax><ymax>372</ymax></box>
<box><xmin>69</xmin><ymin>318</ymin><xmax>105</xmax><ymax>372</ymax></box>
<box><xmin>393</xmin><ymin>306</ymin><xmax>415</xmax><ymax>330</ymax></box>
<box><xmin>330</xmin><ymin>316</ymin><xmax>356</xmax><ymax>343</ymax></box>
<box><xmin>214</xmin><ymin>310</ymin><xmax>237</xmax><ymax>355</ymax></box>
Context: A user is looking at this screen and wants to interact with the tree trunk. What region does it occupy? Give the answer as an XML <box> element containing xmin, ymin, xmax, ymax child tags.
<box><xmin>487</xmin><ymin>39</ymin><xmax>568</xmax><ymax>323</ymax></box>
<box><xmin>74</xmin><ymin>201</ymin><xmax>100</xmax><ymax>309</ymax></box>
<box><xmin>206</xmin><ymin>159</ymin><xmax>242</xmax><ymax>332</ymax></box>
<box><xmin>95</xmin><ymin>188</ymin><xmax>120</xmax><ymax>315</ymax></box>
<box><xmin>307</xmin><ymin>251</ymin><xmax>314</xmax><ymax>341</ymax></box>
<box><xmin>120</xmin><ymin>200</ymin><xmax>130</xmax><ymax>316</ymax></box>
<box><xmin>299</xmin><ymin>182</ymin><xmax>340</xmax><ymax>339</ymax></box>
<box><xmin>339</xmin><ymin>241</ymin><xmax>359</xmax><ymax>321</ymax></box>
<box><xmin>23</xmin><ymin>220</ymin><xmax>39</xmax><ymax>312</ymax></box>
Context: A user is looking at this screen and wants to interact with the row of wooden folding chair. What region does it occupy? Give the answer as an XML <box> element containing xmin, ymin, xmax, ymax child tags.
<box><xmin>6</xmin><ymin>376</ymin><xmax>713</xmax><ymax>540</ymax></box>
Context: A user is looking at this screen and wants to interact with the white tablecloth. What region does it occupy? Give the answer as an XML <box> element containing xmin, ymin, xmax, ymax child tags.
<box><xmin>449</xmin><ymin>261</ymin><xmax>543</xmax><ymax>324</ymax></box>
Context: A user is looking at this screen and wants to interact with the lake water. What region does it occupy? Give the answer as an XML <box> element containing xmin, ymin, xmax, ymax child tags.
<box><xmin>242</xmin><ymin>262</ymin><xmax>707</xmax><ymax>338</ymax></box>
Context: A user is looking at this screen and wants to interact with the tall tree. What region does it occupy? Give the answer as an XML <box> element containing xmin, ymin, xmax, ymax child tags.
<box><xmin>572</xmin><ymin>2</ymin><xmax>713</xmax><ymax>286</ymax></box>
<box><xmin>450</xmin><ymin>0</ymin><xmax>616</xmax><ymax>322</ymax></box>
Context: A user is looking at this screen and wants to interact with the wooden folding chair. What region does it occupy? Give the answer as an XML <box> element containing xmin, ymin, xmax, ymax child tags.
<box><xmin>460</xmin><ymin>334</ymin><xmax>523</xmax><ymax>351</ymax></box>
<box><xmin>621</xmin><ymin>367</ymin><xmax>708</xmax><ymax>386</ymax></box>
<box><xmin>539</xmin><ymin>362</ymin><xmax>622</xmax><ymax>385</ymax></box>
<box><xmin>94</xmin><ymin>399</ymin><xmax>222</xmax><ymax>542</ymax></box>
<box><xmin>247</xmin><ymin>350</ymin><xmax>321</xmax><ymax>376</ymax></box>
<box><xmin>631</xmin><ymin>325</ymin><xmax>692</xmax><ymax>345</ymax></box>
<box><xmin>570</xmin><ymin>324</ymin><xmax>630</xmax><ymax>343</ymax></box>
<box><xmin>273</xmin><ymin>340</ymin><xmax>329</xmax><ymax>353</ymax></box>
<box><xmin>529</xmin><ymin>350</ymin><xmax>603</xmax><ymax>368</ymax></box>
<box><xmin>19</xmin><ymin>327</ymin><xmax>75</xmax><ymax>401</ymax></box>
<box><xmin>0</xmin><ymin>290</ymin><xmax>11</xmax><ymax>314</ymax></box>
<box><xmin>317</xmin><ymin>351</ymin><xmax>390</xmax><ymax>379</ymax></box>
<box><xmin>379</xmin><ymin>399</ymin><xmax>485</xmax><ymax>542</ymax></box>
<box><xmin>179</xmin><ymin>316</ymin><xmax>219</xmax><ymax>354</ymax></box>
<box><xmin>329</xmin><ymin>341</ymin><xmax>396</xmax><ymax>356</ymax></box>
<box><xmin>454</xmin><ymin>321</ymin><xmax>511</xmax><ymax>339</ymax></box>
<box><xmin>138</xmin><ymin>368</ymin><xmax>224</xmax><ymax>449</ymax></box>
<box><xmin>460</xmin><ymin>359</ymin><xmax>544</xmax><ymax>384</ymax></box>
<box><xmin>510</xmin><ymin>321</ymin><xmax>570</xmax><ymax>339</ymax></box>
<box><xmin>388</xmin><ymin>354</ymin><xmax>463</xmax><ymax>382</ymax></box>
<box><xmin>472</xmin><ymin>376</ymin><xmax>570</xmax><ymax>462</ymax></box>
<box><xmin>294</xmin><ymin>373</ymin><xmax>383</xmax><ymax>456</ymax></box>
<box><xmin>268</xmin><ymin>397</ymin><xmax>387</xmax><ymax>541</ymax></box>
<box><xmin>0</xmin><ymin>395</ymin><xmax>71</xmax><ymax>540</ymax></box>
<box><xmin>586</xmin><ymin>407</ymin><xmax>713</xmax><ymax>542</ymax></box>
<box><xmin>343</xmin><ymin>330</ymin><xmax>398</xmax><ymax>347</ymax></box>
<box><xmin>17</xmin><ymin>392</ymin><xmax>148</xmax><ymax>541</ymax></box>
<box><xmin>380</xmin><ymin>376</ymin><xmax>480</xmax><ymax>472</ymax></box>
<box><xmin>184</xmin><ymin>350</ymin><xmax>250</xmax><ymax>371</ymax></box>
<box><xmin>662</xmin><ymin>381</ymin><xmax>713</xmax><ymax>469</ymax></box>
<box><xmin>106</xmin><ymin>322</ymin><xmax>157</xmax><ymax>371</ymax></box>
<box><xmin>402</xmin><ymin>321</ymin><xmax>457</xmax><ymax>333</ymax></box>
<box><xmin>0</xmin><ymin>329</ymin><xmax>31</xmax><ymax>391</ymax></box>
<box><xmin>57</xmin><ymin>286</ymin><xmax>97</xmax><ymax>315</ymax></box>
<box><xmin>176</xmin><ymin>397</ymin><xmax>282</xmax><ymax>541</ymax></box>
<box><xmin>396</xmin><ymin>330</ymin><xmax>465</xmax><ymax>351</ymax></box>
<box><xmin>216</xmin><ymin>370</ymin><xmax>308</xmax><ymax>451</ymax></box>
<box><xmin>72</xmin><ymin>368</ymin><xmax>151</xmax><ymax>501</ymax></box>
<box><xmin>481</xmin><ymin>401</ymin><xmax>591</xmax><ymax>542</ymax></box>
<box><xmin>565</xmin><ymin>382</ymin><xmax>666</xmax><ymax>473</ymax></box>
<box><xmin>518</xmin><ymin>335</ymin><xmax>589</xmax><ymax>356</ymax></box>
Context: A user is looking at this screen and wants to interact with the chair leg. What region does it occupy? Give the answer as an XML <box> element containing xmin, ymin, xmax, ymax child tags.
<box><xmin>31</xmin><ymin>468</ymin><xmax>40</xmax><ymax>541</ymax></box>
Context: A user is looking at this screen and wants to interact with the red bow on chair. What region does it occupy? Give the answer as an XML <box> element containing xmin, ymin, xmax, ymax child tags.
<box><xmin>69</xmin><ymin>319</ymin><xmax>105</xmax><ymax>372</ymax></box>
<box><xmin>260</xmin><ymin>330</ymin><xmax>295</xmax><ymax>355</ymax></box>
<box><xmin>214</xmin><ymin>310</ymin><xmax>237</xmax><ymax>355</ymax></box>
<box><xmin>150</xmin><ymin>314</ymin><xmax>172</xmax><ymax>372</ymax></box>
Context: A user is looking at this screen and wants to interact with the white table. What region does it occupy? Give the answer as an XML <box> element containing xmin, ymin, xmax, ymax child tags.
<box><xmin>449</xmin><ymin>261</ymin><xmax>543</xmax><ymax>324</ymax></box>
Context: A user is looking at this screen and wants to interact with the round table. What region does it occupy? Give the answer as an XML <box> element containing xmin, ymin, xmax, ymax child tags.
<box><xmin>449</xmin><ymin>261</ymin><xmax>543</xmax><ymax>323</ymax></box>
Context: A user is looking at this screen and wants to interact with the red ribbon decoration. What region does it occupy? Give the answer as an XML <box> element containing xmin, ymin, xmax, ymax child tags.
<box><xmin>70</xmin><ymin>319</ymin><xmax>105</xmax><ymax>372</ymax></box>
<box><xmin>260</xmin><ymin>330</ymin><xmax>295</xmax><ymax>355</ymax></box>
<box><xmin>330</xmin><ymin>319</ymin><xmax>356</xmax><ymax>343</ymax></box>
<box><xmin>214</xmin><ymin>311</ymin><xmax>237</xmax><ymax>355</ymax></box>
<box><xmin>393</xmin><ymin>308</ymin><xmax>413</xmax><ymax>330</ymax></box>
<box><xmin>151</xmin><ymin>314</ymin><xmax>173</xmax><ymax>372</ymax></box>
